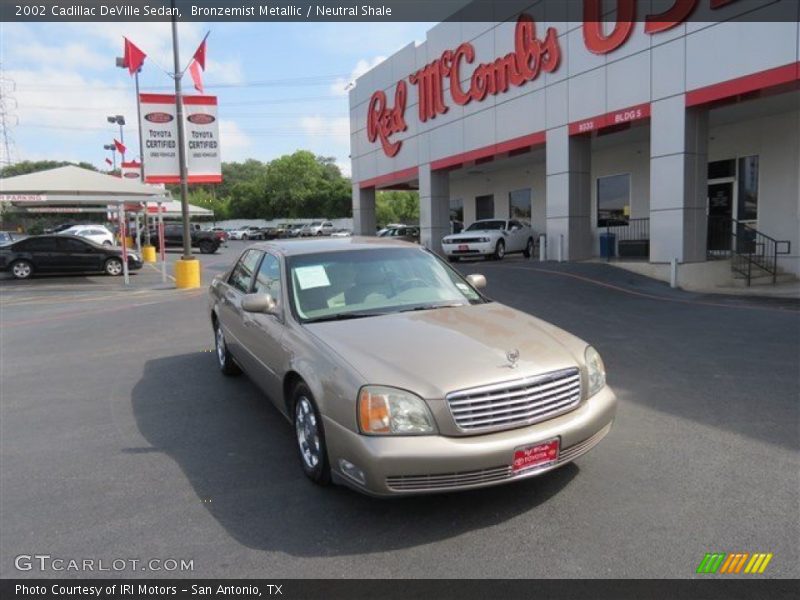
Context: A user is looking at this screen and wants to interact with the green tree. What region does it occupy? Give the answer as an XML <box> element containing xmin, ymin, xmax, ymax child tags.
<box><xmin>376</xmin><ymin>190</ymin><xmax>419</xmax><ymax>227</ymax></box>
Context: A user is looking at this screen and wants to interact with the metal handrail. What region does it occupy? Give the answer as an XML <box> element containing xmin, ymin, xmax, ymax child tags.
<box><xmin>707</xmin><ymin>216</ymin><xmax>791</xmax><ymax>286</ymax></box>
<box><xmin>603</xmin><ymin>218</ymin><xmax>650</xmax><ymax>260</ymax></box>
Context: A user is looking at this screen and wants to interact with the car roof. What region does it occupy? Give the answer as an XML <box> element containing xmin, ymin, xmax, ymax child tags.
<box><xmin>248</xmin><ymin>236</ymin><xmax>420</xmax><ymax>257</ymax></box>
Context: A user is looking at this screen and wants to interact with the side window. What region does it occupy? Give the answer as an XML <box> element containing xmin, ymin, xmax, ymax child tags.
<box><xmin>20</xmin><ymin>237</ymin><xmax>57</xmax><ymax>252</ymax></box>
<box><xmin>228</xmin><ymin>249</ymin><xmax>262</xmax><ymax>293</ymax></box>
<box><xmin>253</xmin><ymin>253</ymin><xmax>282</xmax><ymax>304</ymax></box>
<box><xmin>57</xmin><ymin>238</ymin><xmax>91</xmax><ymax>252</ymax></box>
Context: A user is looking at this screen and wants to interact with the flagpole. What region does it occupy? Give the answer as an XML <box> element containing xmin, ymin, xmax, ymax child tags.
<box><xmin>134</xmin><ymin>68</ymin><xmax>151</xmax><ymax>247</ymax></box>
<box><xmin>171</xmin><ymin>0</ymin><xmax>199</xmax><ymax>289</ymax></box>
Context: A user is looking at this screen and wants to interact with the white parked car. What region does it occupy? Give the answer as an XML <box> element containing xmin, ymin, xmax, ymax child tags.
<box><xmin>229</xmin><ymin>226</ymin><xmax>264</xmax><ymax>241</ymax></box>
<box><xmin>301</xmin><ymin>221</ymin><xmax>335</xmax><ymax>237</ymax></box>
<box><xmin>59</xmin><ymin>225</ymin><xmax>115</xmax><ymax>246</ymax></box>
<box><xmin>442</xmin><ymin>219</ymin><xmax>535</xmax><ymax>262</ymax></box>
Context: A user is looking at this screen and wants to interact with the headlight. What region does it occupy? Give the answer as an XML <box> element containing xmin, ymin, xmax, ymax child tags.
<box><xmin>358</xmin><ymin>386</ymin><xmax>437</xmax><ymax>435</ymax></box>
<box><xmin>478</xmin><ymin>237</ymin><xmax>490</xmax><ymax>243</ymax></box>
<box><xmin>585</xmin><ymin>346</ymin><xmax>606</xmax><ymax>397</ymax></box>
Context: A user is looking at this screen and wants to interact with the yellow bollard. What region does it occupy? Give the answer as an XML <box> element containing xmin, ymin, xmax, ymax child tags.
<box><xmin>141</xmin><ymin>245</ymin><xmax>157</xmax><ymax>263</ymax></box>
<box><xmin>174</xmin><ymin>258</ymin><xmax>201</xmax><ymax>289</ymax></box>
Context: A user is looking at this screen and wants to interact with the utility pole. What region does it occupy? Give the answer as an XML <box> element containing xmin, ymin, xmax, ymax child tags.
<box><xmin>171</xmin><ymin>2</ymin><xmax>193</xmax><ymax>262</ymax></box>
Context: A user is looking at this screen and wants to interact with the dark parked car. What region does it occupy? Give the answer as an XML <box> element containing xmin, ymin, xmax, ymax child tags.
<box><xmin>150</xmin><ymin>224</ymin><xmax>221</xmax><ymax>254</ymax></box>
<box><xmin>0</xmin><ymin>235</ymin><xmax>142</xmax><ymax>280</ymax></box>
<box><xmin>378</xmin><ymin>225</ymin><xmax>420</xmax><ymax>244</ymax></box>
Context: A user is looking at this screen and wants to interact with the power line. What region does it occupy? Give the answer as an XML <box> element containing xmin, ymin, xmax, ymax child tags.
<box><xmin>16</xmin><ymin>73</ymin><xmax>350</xmax><ymax>92</ymax></box>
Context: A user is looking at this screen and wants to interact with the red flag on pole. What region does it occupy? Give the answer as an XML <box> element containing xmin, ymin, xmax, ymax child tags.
<box><xmin>189</xmin><ymin>60</ymin><xmax>204</xmax><ymax>93</ymax></box>
<box><xmin>192</xmin><ymin>34</ymin><xmax>208</xmax><ymax>70</ymax></box>
<box><xmin>114</xmin><ymin>139</ymin><xmax>127</xmax><ymax>155</ymax></box>
<box><xmin>105</xmin><ymin>158</ymin><xmax>113</xmax><ymax>166</ymax></box>
<box><xmin>122</xmin><ymin>37</ymin><xmax>146</xmax><ymax>75</ymax></box>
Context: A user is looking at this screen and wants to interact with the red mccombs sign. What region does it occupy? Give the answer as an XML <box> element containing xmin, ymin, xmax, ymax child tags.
<box><xmin>366</xmin><ymin>0</ymin><xmax>743</xmax><ymax>157</ymax></box>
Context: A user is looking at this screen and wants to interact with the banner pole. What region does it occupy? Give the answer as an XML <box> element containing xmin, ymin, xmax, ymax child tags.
<box><xmin>135</xmin><ymin>69</ymin><xmax>151</xmax><ymax>246</ymax></box>
<box><xmin>158</xmin><ymin>202</ymin><xmax>167</xmax><ymax>284</ymax></box>
<box><xmin>119</xmin><ymin>204</ymin><xmax>130</xmax><ymax>286</ymax></box>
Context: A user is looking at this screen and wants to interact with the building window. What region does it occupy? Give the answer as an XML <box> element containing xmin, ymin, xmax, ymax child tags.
<box><xmin>597</xmin><ymin>174</ymin><xmax>630</xmax><ymax>227</ymax></box>
<box><xmin>737</xmin><ymin>155</ymin><xmax>759</xmax><ymax>222</ymax></box>
<box><xmin>509</xmin><ymin>188</ymin><xmax>532</xmax><ymax>221</ymax></box>
<box><xmin>475</xmin><ymin>194</ymin><xmax>494</xmax><ymax>220</ymax></box>
<box><xmin>708</xmin><ymin>159</ymin><xmax>736</xmax><ymax>180</ymax></box>
<box><xmin>449</xmin><ymin>198</ymin><xmax>463</xmax><ymax>223</ymax></box>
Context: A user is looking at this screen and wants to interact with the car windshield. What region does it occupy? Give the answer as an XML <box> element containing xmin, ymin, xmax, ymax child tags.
<box><xmin>288</xmin><ymin>248</ymin><xmax>485</xmax><ymax>323</ymax></box>
<box><xmin>310</xmin><ymin>222</ymin><xmax>322</xmax><ymax>226</ymax></box>
<box><xmin>466</xmin><ymin>220</ymin><xmax>506</xmax><ymax>231</ymax></box>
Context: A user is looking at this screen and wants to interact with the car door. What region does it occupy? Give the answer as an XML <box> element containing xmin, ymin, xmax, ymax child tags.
<box><xmin>217</xmin><ymin>249</ymin><xmax>263</xmax><ymax>374</ymax></box>
<box><xmin>238</xmin><ymin>251</ymin><xmax>287</xmax><ymax>403</ymax></box>
<box><xmin>56</xmin><ymin>237</ymin><xmax>104</xmax><ymax>272</ymax></box>
<box><xmin>18</xmin><ymin>237</ymin><xmax>59</xmax><ymax>272</ymax></box>
<box><xmin>507</xmin><ymin>220</ymin><xmax>527</xmax><ymax>252</ymax></box>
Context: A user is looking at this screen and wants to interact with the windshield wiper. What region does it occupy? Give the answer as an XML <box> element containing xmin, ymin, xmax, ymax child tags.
<box><xmin>305</xmin><ymin>311</ymin><xmax>390</xmax><ymax>323</ymax></box>
<box><xmin>399</xmin><ymin>303</ymin><xmax>466</xmax><ymax>313</ymax></box>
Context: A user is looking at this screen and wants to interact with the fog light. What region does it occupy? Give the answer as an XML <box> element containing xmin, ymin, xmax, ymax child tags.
<box><xmin>339</xmin><ymin>459</ymin><xmax>366</xmax><ymax>485</ymax></box>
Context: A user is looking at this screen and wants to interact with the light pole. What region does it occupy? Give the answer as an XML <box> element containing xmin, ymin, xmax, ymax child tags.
<box><xmin>103</xmin><ymin>144</ymin><xmax>116</xmax><ymax>170</ymax></box>
<box><xmin>107</xmin><ymin>114</ymin><xmax>125</xmax><ymax>158</ymax></box>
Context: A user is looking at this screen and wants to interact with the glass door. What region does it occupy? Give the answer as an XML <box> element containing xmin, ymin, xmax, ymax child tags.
<box><xmin>707</xmin><ymin>181</ymin><xmax>735</xmax><ymax>253</ymax></box>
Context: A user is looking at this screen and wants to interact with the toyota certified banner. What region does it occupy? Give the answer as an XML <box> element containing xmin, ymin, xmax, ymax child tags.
<box><xmin>120</xmin><ymin>160</ymin><xmax>142</xmax><ymax>181</ymax></box>
<box><xmin>138</xmin><ymin>93</ymin><xmax>222</xmax><ymax>184</ymax></box>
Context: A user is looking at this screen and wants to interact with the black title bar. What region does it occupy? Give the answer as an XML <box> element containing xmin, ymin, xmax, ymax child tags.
<box><xmin>2</xmin><ymin>0</ymin><xmax>799</xmax><ymax>22</ymax></box>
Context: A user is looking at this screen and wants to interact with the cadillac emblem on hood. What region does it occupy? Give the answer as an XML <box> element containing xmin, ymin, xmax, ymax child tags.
<box><xmin>506</xmin><ymin>349</ymin><xmax>520</xmax><ymax>369</ymax></box>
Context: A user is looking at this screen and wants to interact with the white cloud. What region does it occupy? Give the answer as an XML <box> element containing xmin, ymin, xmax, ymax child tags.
<box><xmin>330</xmin><ymin>56</ymin><xmax>387</xmax><ymax>96</ymax></box>
<box><xmin>218</xmin><ymin>119</ymin><xmax>253</xmax><ymax>162</ymax></box>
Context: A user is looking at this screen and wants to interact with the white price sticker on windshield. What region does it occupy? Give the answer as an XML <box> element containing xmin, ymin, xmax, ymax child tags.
<box><xmin>295</xmin><ymin>265</ymin><xmax>331</xmax><ymax>290</ymax></box>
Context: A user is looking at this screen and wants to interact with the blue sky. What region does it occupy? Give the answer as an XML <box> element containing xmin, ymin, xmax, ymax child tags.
<box><xmin>1</xmin><ymin>20</ymin><xmax>433</xmax><ymax>176</ymax></box>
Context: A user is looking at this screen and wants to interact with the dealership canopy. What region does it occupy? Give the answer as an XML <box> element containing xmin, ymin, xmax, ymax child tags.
<box><xmin>0</xmin><ymin>165</ymin><xmax>171</xmax><ymax>206</ymax></box>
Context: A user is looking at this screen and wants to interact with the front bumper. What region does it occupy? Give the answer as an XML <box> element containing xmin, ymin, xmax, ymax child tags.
<box><xmin>324</xmin><ymin>385</ymin><xmax>617</xmax><ymax>496</ymax></box>
<box><xmin>442</xmin><ymin>241</ymin><xmax>495</xmax><ymax>257</ymax></box>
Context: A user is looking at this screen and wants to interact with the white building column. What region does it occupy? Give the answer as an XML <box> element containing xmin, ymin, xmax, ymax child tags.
<box><xmin>545</xmin><ymin>126</ymin><xmax>592</xmax><ymax>261</ymax></box>
<box><xmin>352</xmin><ymin>184</ymin><xmax>376</xmax><ymax>236</ymax></box>
<box><xmin>650</xmin><ymin>98</ymin><xmax>709</xmax><ymax>263</ymax></box>
<box><xmin>419</xmin><ymin>163</ymin><xmax>450</xmax><ymax>255</ymax></box>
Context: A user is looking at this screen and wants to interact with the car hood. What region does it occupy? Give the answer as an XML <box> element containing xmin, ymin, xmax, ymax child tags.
<box><xmin>305</xmin><ymin>302</ymin><xmax>584</xmax><ymax>399</ymax></box>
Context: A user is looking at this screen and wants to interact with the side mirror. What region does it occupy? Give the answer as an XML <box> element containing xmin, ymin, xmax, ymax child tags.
<box><xmin>241</xmin><ymin>293</ymin><xmax>279</xmax><ymax>315</ymax></box>
<box><xmin>466</xmin><ymin>273</ymin><xmax>487</xmax><ymax>289</ymax></box>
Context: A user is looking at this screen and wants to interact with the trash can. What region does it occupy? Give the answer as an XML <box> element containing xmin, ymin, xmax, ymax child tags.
<box><xmin>599</xmin><ymin>233</ymin><xmax>616</xmax><ymax>259</ymax></box>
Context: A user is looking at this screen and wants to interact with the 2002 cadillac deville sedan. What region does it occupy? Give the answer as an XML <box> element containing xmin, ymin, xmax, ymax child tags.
<box><xmin>209</xmin><ymin>238</ymin><xmax>616</xmax><ymax>496</ymax></box>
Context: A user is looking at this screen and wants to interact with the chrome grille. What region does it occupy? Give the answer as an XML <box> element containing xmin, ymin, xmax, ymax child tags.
<box><xmin>385</xmin><ymin>422</ymin><xmax>612</xmax><ymax>492</ymax></box>
<box><xmin>447</xmin><ymin>237</ymin><xmax>484</xmax><ymax>244</ymax></box>
<box><xmin>446</xmin><ymin>367</ymin><xmax>581</xmax><ymax>432</ymax></box>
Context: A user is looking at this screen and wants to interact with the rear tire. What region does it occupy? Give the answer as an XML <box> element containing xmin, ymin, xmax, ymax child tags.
<box><xmin>493</xmin><ymin>239</ymin><xmax>506</xmax><ymax>260</ymax></box>
<box><xmin>10</xmin><ymin>259</ymin><xmax>33</xmax><ymax>280</ymax></box>
<box><xmin>523</xmin><ymin>237</ymin><xmax>534</xmax><ymax>258</ymax></box>
<box><xmin>214</xmin><ymin>320</ymin><xmax>241</xmax><ymax>376</ymax></box>
<box><xmin>292</xmin><ymin>382</ymin><xmax>331</xmax><ymax>486</ymax></box>
<box><xmin>199</xmin><ymin>240</ymin><xmax>216</xmax><ymax>254</ymax></box>
<box><xmin>104</xmin><ymin>257</ymin><xmax>123</xmax><ymax>276</ymax></box>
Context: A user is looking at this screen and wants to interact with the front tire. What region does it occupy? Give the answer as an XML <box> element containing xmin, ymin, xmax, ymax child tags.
<box><xmin>214</xmin><ymin>320</ymin><xmax>241</xmax><ymax>376</ymax></box>
<box><xmin>523</xmin><ymin>237</ymin><xmax>534</xmax><ymax>258</ymax></box>
<box><xmin>104</xmin><ymin>257</ymin><xmax>123</xmax><ymax>276</ymax></box>
<box><xmin>242</xmin><ymin>234</ymin><xmax>249</xmax><ymax>241</ymax></box>
<box><xmin>493</xmin><ymin>239</ymin><xmax>506</xmax><ymax>260</ymax></box>
<box><xmin>10</xmin><ymin>259</ymin><xmax>33</xmax><ymax>280</ymax></box>
<box><xmin>447</xmin><ymin>255</ymin><xmax>459</xmax><ymax>263</ymax></box>
<box><xmin>292</xmin><ymin>383</ymin><xmax>331</xmax><ymax>486</ymax></box>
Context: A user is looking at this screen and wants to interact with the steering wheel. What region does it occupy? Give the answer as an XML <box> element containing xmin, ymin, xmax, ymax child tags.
<box><xmin>395</xmin><ymin>278</ymin><xmax>429</xmax><ymax>293</ymax></box>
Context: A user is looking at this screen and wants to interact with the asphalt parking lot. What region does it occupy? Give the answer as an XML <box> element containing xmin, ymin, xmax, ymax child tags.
<box><xmin>1</xmin><ymin>241</ymin><xmax>798</xmax><ymax>578</ymax></box>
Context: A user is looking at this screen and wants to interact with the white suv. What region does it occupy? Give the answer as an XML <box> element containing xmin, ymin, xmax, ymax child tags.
<box><xmin>301</xmin><ymin>221</ymin><xmax>335</xmax><ymax>237</ymax></box>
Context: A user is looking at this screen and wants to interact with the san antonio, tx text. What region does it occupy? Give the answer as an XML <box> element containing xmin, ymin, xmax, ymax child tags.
<box><xmin>16</xmin><ymin>584</ymin><xmax>282</xmax><ymax>596</ymax></box>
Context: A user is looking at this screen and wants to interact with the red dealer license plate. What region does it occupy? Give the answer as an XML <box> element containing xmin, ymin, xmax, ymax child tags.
<box><xmin>458</xmin><ymin>244</ymin><xmax>469</xmax><ymax>251</ymax></box>
<box><xmin>512</xmin><ymin>438</ymin><xmax>560</xmax><ymax>473</ymax></box>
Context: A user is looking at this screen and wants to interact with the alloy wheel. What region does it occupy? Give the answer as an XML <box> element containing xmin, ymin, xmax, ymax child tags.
<box><xmin>12</xmin><ymin>262</ymin><xmax>32</xmax><ymax>279</ymax></box>
<box><xmin>215</xmin><ymin>325</ymin><xmax>226</xmax><ymax>368</ymax></box>
<box><xmin>295</xmin><ymin>396</ymin><xmax>320</xmax><ymax>469</ymax></box>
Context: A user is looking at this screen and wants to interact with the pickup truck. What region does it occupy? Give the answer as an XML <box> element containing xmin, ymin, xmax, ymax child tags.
<box><xmin>151</xmin><ymin>224</ymin><xmax>221</xmax><ymax>254</ymax></box>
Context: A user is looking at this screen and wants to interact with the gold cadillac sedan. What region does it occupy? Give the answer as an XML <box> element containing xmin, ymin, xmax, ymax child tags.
<box><xmin>208</xmin><ymin>238</ymin><xmax>616</xmax><ymax>496</ymax></box>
